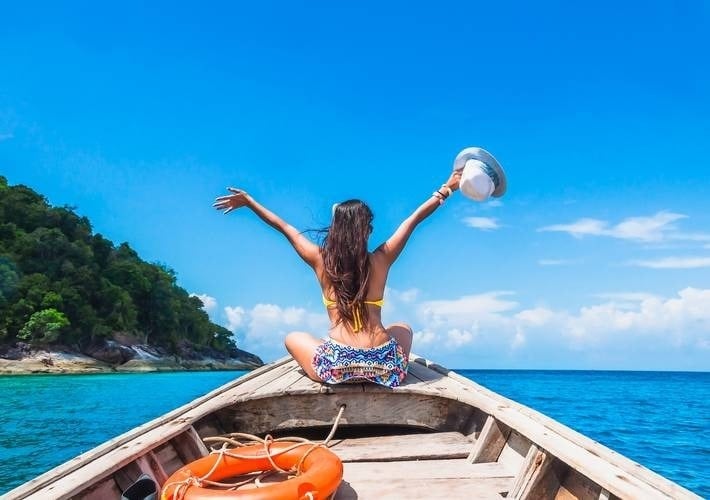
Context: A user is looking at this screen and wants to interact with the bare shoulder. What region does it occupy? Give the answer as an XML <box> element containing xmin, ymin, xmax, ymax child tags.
<box><xmin>369</xmin><ymin>249</ymin><xmax>388</xmax><ymax>269</ymax></box>
<box><xmin>368</xmin><ymin>251</ymin><xmax>390</xmax><ymax>290</ymax></box>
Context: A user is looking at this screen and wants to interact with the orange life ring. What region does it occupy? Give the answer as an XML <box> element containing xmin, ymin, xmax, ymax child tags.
<box><xmin>160</xmin><ymin>441</ymin><xmax>343</xmax><ymax>500</ymax></box>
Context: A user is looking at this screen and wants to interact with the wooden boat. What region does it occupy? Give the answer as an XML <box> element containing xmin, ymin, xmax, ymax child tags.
<box><xmin>5</xmin><ymin>355</ymin><xmax>700</xmax><ymax>499</ymax></box>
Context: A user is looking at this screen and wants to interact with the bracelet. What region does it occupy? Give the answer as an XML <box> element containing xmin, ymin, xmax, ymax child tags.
<box><xmin>440</xmin><ymin>184</ymin><xmax>453</xmax><ymax>197</ymax></box>
<box><xmin>432</xmin><ymin>191</ymin><xmax>446</xmax><ymax>205</ymax></box>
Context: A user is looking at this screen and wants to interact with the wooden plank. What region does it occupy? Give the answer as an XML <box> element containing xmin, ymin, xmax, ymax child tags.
<box><xmin>342</xmin><ymin>459</ymin><xmax>514</xmax><ymax>480</ymax></box>
<box><xmin>283</xmin><ymin>371</ymin><xmax>325</xmax><ymax>393</ymax></box>
<box><xmin>219</xmin><ymin>392</ymin><xmax>474</xmax><ymax>435</ymax></box>
<box><xmin>556</xmin><ymin>468</ymin><xmax>604</xmax><ymax>500</ymax></box>
<box><xmin>337</xmin><ymin>477</ymin><xmax>511</xmax><ymax>500</ymax></box>
<box><xmin>220</xmin><ymin>390</ymin><xmax>475</xmax><ymax>434</ymax></box>
<box><xmin>328</xmin><ymin>431</ymin><xmax>474</xmax><ymax>462</ymax></box>
<box><xmin>406</xmin><ymin>359</ymin><xmax>445</xmax><ymax>383</ymax></box>
<box><xmin>498</xmin><ymin>429</ymin><xmax>532</xmax><ymax>472</ymax></box>
<box><xmin>468</xmin><ymin>415</ymin><xmax>511</xmax><ymax>463</ymax></box>
<box><xmin>193</xmin><ymin>414</ymin><xmax>225</xmax><ymax>440</ymax></box>
<box><xmin>135</xmin><ymin>451</ymin><xmax>169</xmax><ymax>485</ymax></box>
<box><xmin>171</xmin><ymin>426</ymin><xmax>209</xmax><ymax>464</ymax></box>
<box><xmin>338</xmin><ymin>460</ymin><xmax>514</xmax><ymax>499</ymax></box>
<box><xmin>73</xmin><ymin>477</ymin><xmax>122</xmax><ymax>500</ymax></box>
<box><xmin>112</xmin><ymin>461</ymin><xmax>143</xmax><ymax>491</ymax></box>
<box><xmin>231</xmin><ymin>361</ymin><xmax>300</xmax><ymax>401</ymax></box>
<box><xmin>509</xmin><ymin>445</ymin><xmax>562</xmax><ymax>500</ymax></box>
<box><xmin>247</xmin><ymin>362</ymin><xmax>303</xmax><ymax>398</ymax></box>
<box><xmin>151</xmin><ymin>441</ymin><xmax>184</xmax><ymax>477</ymax></box>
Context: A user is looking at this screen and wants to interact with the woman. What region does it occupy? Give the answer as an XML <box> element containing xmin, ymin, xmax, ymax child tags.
<box><xmin>213</xmin><ymin>170</ymin><xmax>461</xmax><ymax>387</ymax></box>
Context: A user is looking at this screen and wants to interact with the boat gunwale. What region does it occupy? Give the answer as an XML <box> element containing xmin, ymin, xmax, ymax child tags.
<box><xmin>5</xmin><ymin>354</ymin><xmax>701</xmax><ymax>500</ymax></box>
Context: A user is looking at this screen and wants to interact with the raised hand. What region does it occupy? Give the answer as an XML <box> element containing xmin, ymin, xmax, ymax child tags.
<box><xmin>445</xmin><ymin>169</ymin><xmax>462</xmax><ymax>191</ymax></box>
<box><xmin>213</xmin><ymin>187</ymin><xmax>252</xmax><ymax>214</ymax></box>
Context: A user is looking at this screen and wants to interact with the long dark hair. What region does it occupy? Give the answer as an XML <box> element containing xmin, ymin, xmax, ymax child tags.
<box><xmin>321</xmin><ymin>199</ymin><xmax>373</xmax><ymax>330</ymax></box>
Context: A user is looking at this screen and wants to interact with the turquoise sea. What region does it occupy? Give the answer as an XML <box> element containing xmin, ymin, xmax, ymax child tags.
<box><xmin>0</xmin><ymin>370</ymin><xmax>707</xmax><ymax>497</ymax></box>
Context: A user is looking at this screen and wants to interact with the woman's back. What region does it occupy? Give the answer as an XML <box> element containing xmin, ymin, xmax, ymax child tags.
<box><xmin>318</xmin><ymin>251</ymin><xmax>391</xmax><ymax>348</ymax></box>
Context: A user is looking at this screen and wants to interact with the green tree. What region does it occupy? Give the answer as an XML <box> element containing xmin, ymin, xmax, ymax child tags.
<box><xmin>18</xmin><ymin>308</ymin><xmax>70</xmax><ymax>345</ymax></box>
<box><xmin>0</xmin><ymin>178</ymin><xmax>245</xmax><ymax>356</ymax></box>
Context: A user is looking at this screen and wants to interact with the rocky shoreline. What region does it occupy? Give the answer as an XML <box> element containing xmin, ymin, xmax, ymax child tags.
<box><xmin>0</xmin><ymin>340</ymin><xmax>264</xmax><ymax>375</ymax></box>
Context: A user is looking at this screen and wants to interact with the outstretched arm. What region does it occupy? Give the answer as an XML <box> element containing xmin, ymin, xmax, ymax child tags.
<box><xmin>213</xmin><ymin>188</ymin><xmax>320</xmax><ymax>268</ymax></box>
<box><xmin>374</xmin><ymin>171</ymin><xmax>461</xmax><ymax>266</ymax></box>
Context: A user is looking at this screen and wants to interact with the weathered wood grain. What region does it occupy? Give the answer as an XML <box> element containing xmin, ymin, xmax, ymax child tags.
<box><xmin>328</xmin><ymin>431</ymin><xmax>474</xmax><ymax>462</ymax></box>
<box><xmin>498</xmin><ymin>429</ymin><xmax>532</xmax><ymax>472</ymax></box>
<box><xmin>556</xmin><ymin>468</ymin><xmax>605</xmax><ymax>500</ymax></box>
<box><xmin>337</xmin><ymin>477</ymin><xmax>511</xmax><ymax>500</ymax></box>
<box><xmin>171</xmin><ymin>426</ymin><xmax>209</xmax><ymax>464</ymax></box>
<box><xmin>337</xmin><ymin>460</ymin><xmax>514</xmax><ymax>499</ymax></box>
<box><xmin>509</xmin><ymin>444</ymin><xmax>562</xmax><ymax>500</ymax></box>
<box><xmin>218</xmin><ymin>392</ymin><xmax>476</xmax><ymax>435</ymax></box>
<box><xmin>468</xmin><ymin>415</ymin><xmax>512</xmax><ymax>464</ymax></box>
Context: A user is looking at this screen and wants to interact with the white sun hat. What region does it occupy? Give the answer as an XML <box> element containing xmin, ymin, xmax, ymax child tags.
<box><xmin>453</xmin><ymin>147</ymin><xmax>507</xmax><ymax>202</ymax></box>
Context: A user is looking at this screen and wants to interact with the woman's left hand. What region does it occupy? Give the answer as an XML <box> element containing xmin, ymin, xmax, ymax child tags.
<box><xmin>445</xmin><ymin>170</ymin><xmax>462</xmax><ymax>191</ymax></box>
<box><xmin>213</xmin><ymin>187</ymin><xmax>252</xmax><ymax>214</ymax></box>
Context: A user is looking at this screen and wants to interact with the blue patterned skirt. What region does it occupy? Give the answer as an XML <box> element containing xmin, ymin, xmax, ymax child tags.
<box><xmin>312</xmin><ymin>337</ymin><xmax>408</xmax><ymax>388</ymax></box>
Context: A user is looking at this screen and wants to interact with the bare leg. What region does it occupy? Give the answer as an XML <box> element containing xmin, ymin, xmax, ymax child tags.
<box><xmin>284</xmin><ymin>331</ymin><xmax>325</xmax><ymax>382</ymax></box>
<box><xmin>386</xmin><ymin>322</ymin><xmax>413</xmax><ymax>360</ymax></box>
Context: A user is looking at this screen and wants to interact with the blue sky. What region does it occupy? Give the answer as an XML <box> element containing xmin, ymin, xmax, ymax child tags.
<box><xmin>1</xmin><ymin>1</ymin><xmax>709</xmax><ymax>370</ymax></box>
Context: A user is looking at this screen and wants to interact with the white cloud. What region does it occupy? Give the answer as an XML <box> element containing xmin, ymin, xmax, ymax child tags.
<box><xmin>630</xmin><ymin>257</ymin><xmax>710</xmax><ymax>269</ymax></box>
<box><xmin>594</xmin><ymin>292</ymin><xmax>660</xmax><ymax>302</ymax></box>
<box><xmin>486</xmin><ymin>199</ymin><xmax>503</xmax><ymax>208</ymax></box>
<box><xmin>445</xmin><ymin>329</ymin><xmax>475</xmax><ymax>348</ymax></box>
<box><xmin>562</xmin><ymin>288</ymin><xmax>710</xmax><ymax>344</ymax></box>
<box><xmin>515</xmin><ymin>307</ymin><xmax>555</xmax><ymax>326</ymax></box>
<box><xmin>386</xmin><ymin>287</ymin><xmax>419</xmax><ymax>304</ymax></box>
<box><xmin>224</xmin><ymin>306</ymin><xmax>246</xmax><ymax>332</ymax></box>
<box><xmin>418</xmin><ymin>292</ymin><xmax>517</xmax><ymax>328</ymax></box>
<box><xmin>539</xmin><ymin>211</ymin><xmax>697</xmax><ymax>243</ymax></box>
<box><xmin>511</xmin><ymin>327</ymin><xmax>526</xmax><ymax>349</ymax></box>
<box><xmin>223</xmin><ymin>302</ymin><xmax>329</xmax><ymax>360</ymax></box>
<box><xmin>221</xmin><ymin>287</ymin><xmax>710</xmax><ymax>369</ymax></box>
<box><xmin>539</xmin><ymin>217</ymin><xmax>608</xmax><ymax>238</ymax></box>
<box><xmin>403</xmin><ymin>288</ymin><xmax>710</xmax><ymax>369</ymax></box>
<box><xmin>191</xmin><ymin>293</ymin><xmax>217</xmax><ymax>312</ymax></box>
<box><xmin>538</xmin><ymin>259</ymin><xmax>577</xmax><ymax>266</ymax></box>
<box><xmin>413</xmin><ymin>329</ymin><xmax>437</xmax><ymax>346</ymax></box>
<box><xmin>669</xmin><ymin>232</ymin><xmax>710</xmax><ymax>243</ymax></box>
<box><xmin>462</xmin><ymin>217</ymin><xmax>500</xmax><ymax>231</ymax></box>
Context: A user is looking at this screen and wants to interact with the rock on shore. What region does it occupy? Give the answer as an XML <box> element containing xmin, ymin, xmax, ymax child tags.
<box><xmin>0</xmin><ymin>341</ymin><xmax>264</xmax><ymax>375</ymax></box>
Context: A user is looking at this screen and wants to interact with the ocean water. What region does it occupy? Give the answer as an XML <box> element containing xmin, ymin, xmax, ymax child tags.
<box><xmin>0</xmin><ymin>370</ymin><xmax>707</xmax><ymax>497</ymax></box>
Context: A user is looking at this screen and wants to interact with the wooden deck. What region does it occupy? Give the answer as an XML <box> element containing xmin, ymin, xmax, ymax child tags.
<box><xmin>330</xmin><ymin>432</ymin><xmax>513</xmax><ymax>499</ymax></box>
<box><xmin>4</xmin><ymin>355</ymin><xmax>700</xmax><ymax>500</ymax></box>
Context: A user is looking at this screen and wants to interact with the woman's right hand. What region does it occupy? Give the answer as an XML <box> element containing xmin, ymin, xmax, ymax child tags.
<box><xmin>213</xmin><ymin>187</ymin><xmax>252</xmax><ymax>214</ymax></box>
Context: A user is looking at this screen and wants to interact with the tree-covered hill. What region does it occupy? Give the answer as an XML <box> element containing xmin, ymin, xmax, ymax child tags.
<box><xmin>0</xmin><ymin>175</ymin><xmax>252</xmax><ymax>363</ymax></box>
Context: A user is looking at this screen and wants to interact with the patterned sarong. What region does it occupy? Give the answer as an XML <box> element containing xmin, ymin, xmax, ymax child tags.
<box><xmin>312</xmin><ymin>337</ymin><xmax>408</xmax><ymax>388</ymax></box>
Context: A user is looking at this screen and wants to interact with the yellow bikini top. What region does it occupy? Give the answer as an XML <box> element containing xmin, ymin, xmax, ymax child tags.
<box><xmin>322</xmin><ymin>295</ymin><xmax>385</xmax><ymax>332</ymax></box>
